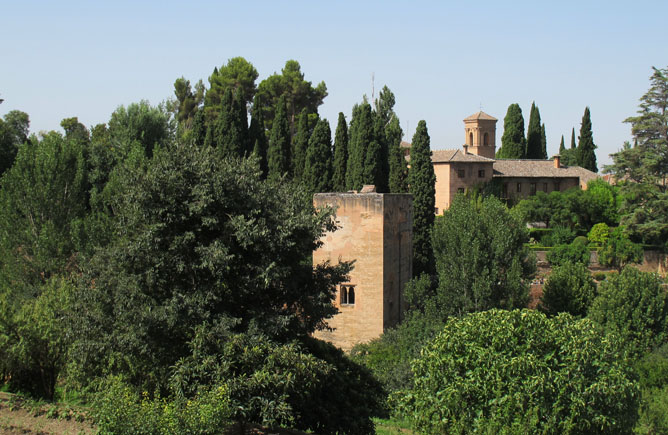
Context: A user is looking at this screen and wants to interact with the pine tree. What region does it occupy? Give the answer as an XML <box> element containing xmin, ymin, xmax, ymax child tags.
<box><xmin>387</xmin><ymin>116</ymin><xmax>408</xmax><ymax>193</ymax></box>
<box><xmin>408</xmin><ymin>120</ymin><xmax>436</xmax><ymax>277</ymax></box>
<box><xmin>267</xmin><ymin>96</ymin><xmax>291</xmax><ymax>179</ymax></box>
<box><xmin>577</xmin><ymin>107</ymin><xmax>598</xmax><ymax>172</ymax></box>
<box><xmin>570</xmin><ymin>127</ymin><xmax>577</xmax><ymax>149</ymax></box>
<box><xmin>526</xmin><ymin>102</ymin><xmax>543</xmax><ymax>159</ymax></box>
<box><xmin>291</xmin><ymin>109</ymin><xmax>311</xmax><ymax>182</ymax></box>
<box><xmin>248</xmin><ymin>94</ymin><xmax>268</xmax><ymax>177</ymax></box>
<box><xmin>347</xmin><ymin>103</ymin><xmax>374</xmax><ymax>191</ymax></box>
<box><xmin>559</xmin><ymin>135</ymin><xmax>566</xmax><ymax>154</ymax></box>
<box><xmin>540</xmin><ymin>123</ymin><xmax>547</xmax><ymax>159</ymax></box>
<box><xmin>303</xmin><ymin>118</ymin><xmax>333</xmax><ymax>193</ymax></box>
<box><xmin>497</xmin><ymin>104</ymin><xmax>526</xmax><ymax>159</ymax></box>
<box><xmin>191</xmin><ymin>108</ymin><xmax>207</xmax><ymax>147</ymax></box>
<box><xmin>331</xmin><ymin>112</ymin><xmax>348</xmax><ymax>192</ymax></box>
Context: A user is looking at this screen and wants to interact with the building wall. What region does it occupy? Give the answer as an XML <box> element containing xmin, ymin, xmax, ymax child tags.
<box><xmin>499</xmin><ymin>177</ymin><xmax>580</xmax><ymax>200</ymax></box>
<box><xmin>434</xmin><ymin>161</ymin><xmax>494</xmax><ymax>212</ymax></box>
<box><xmin>312</xmin><ymin>193</ymin><xmax>412</xmax><ymax>350</ymax></box>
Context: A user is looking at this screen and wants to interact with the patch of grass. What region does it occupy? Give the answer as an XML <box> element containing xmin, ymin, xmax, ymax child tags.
<box><xmin>374</xmin><ymin>417</ymin><xmax>414</xmax><ymax>434</ymax></box>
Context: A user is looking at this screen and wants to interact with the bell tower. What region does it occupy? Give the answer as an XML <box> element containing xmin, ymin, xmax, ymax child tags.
<box><xmin>463</xmin><ymin>111</ymin><xmax>497</xmax><ymax>159</ymax></box>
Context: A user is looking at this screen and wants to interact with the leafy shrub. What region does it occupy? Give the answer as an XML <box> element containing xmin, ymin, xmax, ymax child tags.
<box><xmin>588</xmin><ymin>223</ymin><xmax>610</xmax><ymax>246</ymax></box>
<box><xmin>539</xmin><ymin>261</ymin><xmax>596</xmax><ymax>317</ymax></box>
<box><xmin>542</xmin><ymin>225</ymin><xmax>575</xmax><ymax>247</ymax></box>
<box><xmin>589</xmin><ymin>267</ymin><xmax>668</xmax><ymax>356</ymax></box>
<box><xmin>546</xmin><ymin>237</ymin><xmax>590</xmax><ymax>266</ymax></box>
<box><xmin>593</xmin><ymin>271</ymin><xmax>607</xmax><ymax>281</ymax></box>
<box><xmin>350</xmin><ymin>312</ymin><xmax>444</xmax><ymax>393</ymax></box>
<box><xmin>634</xmin><ymin>344</ymin><xmax>668</xmax><ymax>434</ymax></box>
<box><xmin>397</xmin><ymin>309</ymin><xmax>639</xmax><ymax>434</ymax></box>
<box><xmin>598</xmin><ymin>226</ymin><xmax>643</xmax><ymax>271</ymax></box>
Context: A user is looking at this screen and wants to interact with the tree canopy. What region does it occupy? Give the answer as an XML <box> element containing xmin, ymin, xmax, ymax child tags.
<box><xmin>497</xmin><ymin>103</ymin><xmax>526</xmax><ymax>159</ymax></box>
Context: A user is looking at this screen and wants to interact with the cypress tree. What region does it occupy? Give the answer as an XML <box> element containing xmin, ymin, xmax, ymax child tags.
<box><xmin>387</xmin><ymin>116</ymin><xmax>408</xmax><ymax>193</ymax></box>
<box><xmin>203</xmin><ymin>124</ymin><xmax>214</xmax><ymax>148</ymax></box>
<box><xmin>234</xmin><ymin>88</ymin><xmax>250</xmax><ymax>156</ymax></box>
<box><xmin>303</xmin><ymin>118</ymin><xmax>333</xmax><ymax>194</ymax></box>
<box><xmin>526</xmin><ymin>102</ymin><xmax>543</xmax><ymax>159</ymax></box>
<box><xmin>191</xmin><ymin>108</ymin><xmax>206</xmax><ymax>147</ymax></box>
<box><xmin>363</xmin><ymin>139</ymin><xmax>384</xmax><ymax>188</ymax></box>
<box><xmin>267</xmin><ymin>95</ymin><xmax>291</xmax><ymax>179</ymax></box>
<box><xmin>497</xmin><ymin>104</ymin><xmax>526</xmax><ymax>159</ymax></box>
<box><xmin>347</xmin><ymin>103</ymin><xmax>374</xmax><ymax>191</ymax></box>
<box><xmin>559</xmin><ymin>135</ymin><xmax>566</xmax><ymax>154</ymax></box>
<box><xmin>540</xmin><ymin>123</ymin><xmax>547</xmax><ymax>159</ymax></box>
<box><xmin>249</xmin><ymin>94</ymin><xmax>268</xmax><ymax>177</ymax></box>
<box><xmin>331</xmin><ymin>112</ymin><xmax>348</xmax><ymax>192</ymax></box>
<box><xmin>345</xmin><ymin>104</ymin><xmax>362</xmax><ymax>190</ymax></box>
<box><xmin>291</xmin><ymin>109</ymin><xmax>311</xmax><ymax>182</ymax></box>
<box><xmin>214</xmin><ymin>88</ymin><xmax>246</xmax><ymax>158</ymax></box>
<box><xmin>577</xmin><ymin>107</ymin><xmax>598</xmax><ymax>172</ymax></box>
<box><xmin>570</xmin><ymin>127</ymin><xmax>577</xmax><ymax>149</ymax></box>
<box><xmin>408</xmin><ymin>120</ymin><xmax>436</xmax><ymax>277</ymax></box>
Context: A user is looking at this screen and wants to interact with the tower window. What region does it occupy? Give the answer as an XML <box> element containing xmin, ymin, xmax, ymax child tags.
<box><xmin>469</xmin><ymin>132</ymin><xmax>473</xmax><ymax>145</ymax></box>
<box><xmin>483</xmin><ymin>132</ymin><xmax>489</xmax><ymax>146</ymax></box>
<box><xmin>340</xmin><ymin>285</ymin><xmax>356</xmax><ymax>305</ymax></box>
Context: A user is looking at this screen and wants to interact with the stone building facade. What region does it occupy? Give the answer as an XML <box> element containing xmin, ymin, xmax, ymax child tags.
<box><xmin>312</xmin><ymin>191</ymin><xmax>412</xmax><ymax>350</ymax></box>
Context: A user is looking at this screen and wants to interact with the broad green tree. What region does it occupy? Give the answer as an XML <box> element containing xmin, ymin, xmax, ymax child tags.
<box><xmin>430</xmin><ymin>195</ymin><xmax>533</xmax><ymax>317</ymax></box>
<box><xmin>205</xmin><ymin>57</ymin><xmax>258</xmax><ymax>115</ymax></box>
<box><xmin>539</xmin><ymin>261</ymin><xmax>596</xmax><ymax>317</ymax></box>
<box><xmin>400</xmin><ymin>309</ymin><xmax>639</xmax><ymax>434</ymax></box>
<box><xmin>526</xmin><ymin>102</ymin><xmax>543</xmax><ymax>159</ymax></box>
<box><xmin>497</xmin><ymin>103</ymin><xmax>526</xmax><ymax>158</ymax></box>
<box><xmin>170</xmin><ymin>77</ymin><xmax>204</xmax><ymax>134</ymax></box>
<box><xmin>0</xmin><ymin>110</ymin><xmax>30</xmax><ymax>176</ymax></box>
<box><xmin>408</xmin><ymin>120</ymin><xmax>436</xmax><ymax>277</ymax></box>
<box><xmin>590</xmin><ymin>267</ymin><xmax>668</xmax><ymax>356</ymax></box>
<box><xmin>577</xmin><ymin>106</ymin><xmax>598</xmax><ymax>172</ymax></box>
<box><xmin>108</xmin><ymin>100</ymin><xmax>172</xmax><ymax>159</ymax></box>
<box><xmin>331</xmin><ymin>112</ymin><xmax>348</xmax><ymax>192</ymax></box>
<box><xmin>303</xmin><ymin>118</ymin><xmax>333</xmax><ymax>194</ymax></box>
<box><xmin>598</xmin><ymin>226</ymin><xmax>643</xmax><ymax>272</ymax></box>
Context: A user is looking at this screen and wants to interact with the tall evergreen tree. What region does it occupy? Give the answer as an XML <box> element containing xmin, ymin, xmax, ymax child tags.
<box><xmin>559</xmin><ymin>135</ymin><xmax>566</xmax><ymax>154</ymax></box>
<box><xmin>190</xmin><ymin>108</ymin><xmax>207</xmax><ymax>146</ymax></box>
<box><xmin>577</xmin><ymin>107</ymin><xmax>598</xmax><ymax>172</ymax></box>
<box><xmin>570</xmin><ymin>127</ymin><xmax>577</xmax><ymax>149</ymax></box>
<box><xmin>248</xmin><ymin>94</ymin><xmax>268</xmax><ymax>177</ymax></box>
<box><xmin>540</xmin><ymin>124</ymin><xmax>547</xmax><ymax>159</ymax></box>
<box><xmin>408</xmin><ymin>120</ymin><xmax>436</xmax><ymax>277</ymax></box>
<box><xmin>303</xmin><ymin>119</ymin><xmax>333</xmax><ymax>194</ymax></box>
<box><xmin>267</xmin><ymin>96</ymin><xmax>291</xmax><ymax>179</ymax></box>
<box><xmin>291</xmin><ymin>109</ymin><xmax>311</xmax><ymax>182</ymax></box>
<box><xmin>234</xmin><ymin>88</ymin><xmax>250</xmax><ymax>155</ymax></box>
<box><xmin>497</xmin><ymin>104</ymin><xmax>526</xmax><ymax>159</ymax></box>
<box><xmin>526</xmin><ymin>102</ymin><xmax>543</xmax><ymax>159</ymax></box>
<box><xmin>214</xmin><ymin>88</ymin><xmax>247</xmax><ymax>158</ymax></box>
<box><xmin>347</xmin><ymin>103</ymin><xmax>374</xmax><ymax>191</ymax></box>
<box><xmin>368</xmin><ymin>114</ymin><xmax>389</xmax><ymax>192</ymax></box>
<box><xmin>331</xmin><ymin>112</ymin><xmax>348</xmax><ymax>192</ymax></box>
<box><xmin>387</xmin><ymin>117</ymin><xmax>408</xmax><ymax>193</ymax></box>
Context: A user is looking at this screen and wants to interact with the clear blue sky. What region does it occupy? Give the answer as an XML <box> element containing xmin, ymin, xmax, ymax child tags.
<box><xmin>2</xmin><ymin>0</ymin><xmax>667</xmax><ymax>168</ymax></box>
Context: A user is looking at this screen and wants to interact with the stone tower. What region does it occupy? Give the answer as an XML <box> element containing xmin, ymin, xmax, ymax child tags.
<box><xmin>464</xmin><ymin>111</ymin><xmax>498</xmax><ymax>159</ymax></box>
<box><xmin>313</xmin><ymin>191</ymin><xmax>413</xmax><ymax>350</ymax></box>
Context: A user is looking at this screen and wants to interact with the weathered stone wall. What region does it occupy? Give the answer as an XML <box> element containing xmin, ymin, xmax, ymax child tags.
<box><xmin>312</xmin><ymin>193</ymin><xmax>412</xmax><ymax>350</ymax></box>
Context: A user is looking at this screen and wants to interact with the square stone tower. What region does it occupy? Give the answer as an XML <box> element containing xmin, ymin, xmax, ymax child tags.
<box><xmin>313</xmin><ymin>191</ymin><xmax>413</xmax><ymax>350</ymax></box>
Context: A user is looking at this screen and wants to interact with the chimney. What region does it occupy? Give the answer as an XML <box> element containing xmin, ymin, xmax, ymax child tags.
<box><xmin>463</xmin><ymin>144</ymin><xmax>469</xmax><ymax>154</ymax></box>
<box><xmin>553</xmin><ymin>155</ymin><xmax>561</xmax><ymax>168</ymax></box>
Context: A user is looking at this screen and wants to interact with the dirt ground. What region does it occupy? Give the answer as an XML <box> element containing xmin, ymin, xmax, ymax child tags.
<box><xmin>0</xmin><ymin>401</ymin><xmax>96</xmax><ymax>435</ymax></box>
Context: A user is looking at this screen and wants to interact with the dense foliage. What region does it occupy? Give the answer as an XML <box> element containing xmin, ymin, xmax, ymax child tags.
<box><xmin>577</xmin><ymin>107</ymin><xmax>598</xmax><ymax>172</ymax></box>
<box><xmin>539</xmin><ymin>261</ymin><xmax>596</xmax><ymax>316</ymax></box>
<box><xmin>398</xmin><ymin>309</ymin><xmax>639</xmax><ymax>434</ymax></box>
<box><xmin>497</xmin><ymin>103</ymin><xmax>526</xmax><ymax>158</ymax></box>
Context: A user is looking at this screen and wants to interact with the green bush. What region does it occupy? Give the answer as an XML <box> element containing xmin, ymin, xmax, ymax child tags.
<box><xmin>634</xmin><ymin>344</ymin><xmax>668</xmax><ymax>434</ymax></box>
<box><xmin>598</xmin><ymin>226</ymin><xmax>643</xmax><ymax>272</ymax></box>
<box><xmin>542</xmin><ymin>225</ymin><xmax>575</xmax><ymax>247</ymax></box>
<box><xmin>593</xmin><ymin>271</ymin><xmax>607</xmax><ymax>281</ymax></box>
<box><xmin>539</xmin><ymin>261</ymin><xmax>596</xmax><ymax>317</ymax></box>
<box><xmin>588</xmin><ymin>223</ymin><xmax>610</xmax><ymax>246</ymax></box>
<box><xmin>546</xmin><ymin>237</ymin><xmax>590</xmax><ymax>266</ymax></box>
<box><xmin>397</xmin><ymin>309</ymin><xmax>639</xmax><ymax>434</ymax></box>
<box><xmin>589</xmin><ymin>267</ymin><xmax>668</xmax><ymax>356</ymax></box>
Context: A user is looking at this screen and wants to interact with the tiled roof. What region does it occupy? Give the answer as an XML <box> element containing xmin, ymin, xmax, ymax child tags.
<box><xmin>464</xmin><ymin>111</ymin><xmax>497</xmax><ymax>121</ymax></box>
<box><xmin>493</xmin><ymin>159</ymin><xmax>598</xmax><ymax>183</ymax></box>
<box><xmin>431</xmin><ymin>149</ymin><xmax>495</xmax><ymax>163</ymax></box>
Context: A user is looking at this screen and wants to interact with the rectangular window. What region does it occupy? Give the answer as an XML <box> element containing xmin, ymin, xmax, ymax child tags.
<box><xmin>503</xmin><ymin>183</ymin><xmax>508</xmax><ymax>198</ymax></box>
<box><xmin>530</xmin><ymin>183</ymin><xmax>536</xmax><ymax>195</ymax></box>
<box><xmin>516</xmin><ymin>183</ymin><xmax>522</xmax><ymax>193</ymax></box>
<box><xmin>478</xmin><ymin>169</ymin><xmax>485</xmax><ymax>178</ymax></box>
<box><xmin>434</xmin><ymin>207</ymin><xmax>439</xmax><ymax>214</ymax></box>
<box><xmin>554</xmin><ymin>182</ymin><xmax>560</xmax><ymax>191</ymax></box>
<box><xmin>457</xmin><ymin>169</ymin><xmax>465</xmax><ymax>178</ymax></box>
<box><xmin>457</xmin><ymin>187</ymin><xmax>465</xmax><ymax>194</ymax></box>
<box><xmin>543</xmin><ymin>183</ymin><xmax>548</xmax><ymax>192</ymax></box>
<box><xmin>340</xmin><ymin>284</ymin><xmax>356</xmax><ymax>305</ymax></box>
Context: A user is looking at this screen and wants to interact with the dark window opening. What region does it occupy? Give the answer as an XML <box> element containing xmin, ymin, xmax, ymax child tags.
<box><xmin>530</xmin><ymin>183</ymin><xmax>536</xmax><ymax>194</ymax></box>
<box><xmin>517</xmin><ymin>183</ymin><xmax>522</xmax><ymax>193</ymax></box>
<box><xmin>554</xmin><ymin>182</ymin><xmax>561</xmax><ymax>191</ymax></box>
<box><xmin>543</xmin><ymin>183</ymin><xmax>548</xmax><ymax>191</ymax></box>
<box><xmin>458</xmin><ymin>169</ymin><xmax>465</xmax><ymax>178</ymax></box>
<box><xmin>340</xmin><ymin>285</ymin><xmax>356</xmax><ymax>305</ymax></box>
<box><xmin>478</xmin><ymin>169</ymin><xmax>485</xmax><ymax>178</ymax></box>
<box><xmin>457</xmin><ymin>187</ymin><xmax>465</xmax><ymax>194</ymax></box>
<box><xmin>483</xmin><ymin>132</ymin><xmax>489</xmax><ymax>146</ymax></box>
<box><xmin>469</xmin><ymin>132</ymin><xmax>473</xmax><ymax>145</ymax></box>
